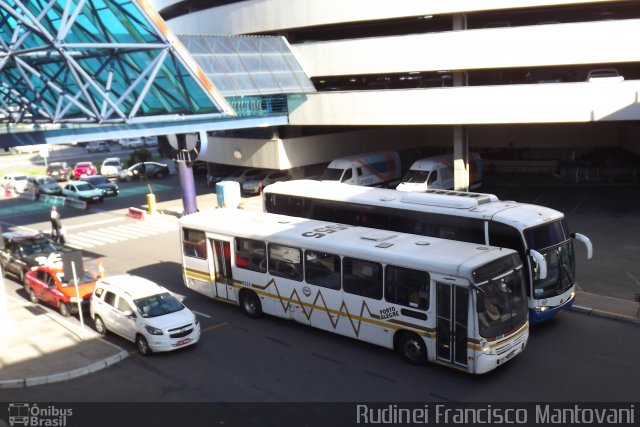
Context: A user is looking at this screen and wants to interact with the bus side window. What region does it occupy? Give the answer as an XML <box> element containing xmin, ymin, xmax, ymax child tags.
<box><xmin>385</xmin><ymin>265</ymin><xmax>430</xmax><ymax>310</ymax></box>
<box><xmin>343</xmin><ymin>257</ymin><xmax>382</xmax><ymax>300</ymax></box>
<box><xmin>488</xmin><ymin>222</ymin><xmax>525</xmax><ymax>256</ymax></box>
<box><xmin>304</xmin><ymin>250</ymin><xmax>341</xmax><ymax>290</ymax></box>
<box><xmin>268</xmin><ymin>243</ymin><xmax>302</xmax><ymax>281</ymax></box>
<box><xmin>183</xmin><ymin>228</ymin><xmax>206</xmax><ymax>259</ymax></box>
<box><xmin>235</xmin><ymin>238</ymin><xmax>267</xmax><ymax>273</ymax></box>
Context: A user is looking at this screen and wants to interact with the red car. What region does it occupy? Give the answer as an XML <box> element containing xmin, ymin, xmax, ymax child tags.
<box><xmin>25</xmin><ymin>264</ymin><xmax>98</xmax><ymax>317</ymax></box>
<box><xmin>73</xmin><ymin>161</ymin><xmax>97</xmax><ymax>179</ymax></box>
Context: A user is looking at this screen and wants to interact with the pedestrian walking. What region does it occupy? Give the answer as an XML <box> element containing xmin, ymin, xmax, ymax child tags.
<box><xmin>50</xmin><ymin>205</ymin><xmax>64</xmax><ymax>244</ymax></box>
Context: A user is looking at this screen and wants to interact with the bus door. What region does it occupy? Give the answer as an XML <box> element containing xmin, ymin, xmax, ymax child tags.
<box><xmin>209</xmin><ymin>238</ymin><xmax>236</xmax><ymax>303</ymax></box>
<box><xmin>436</xmin><ymin>283</ymin><xmax>469</xmax><ymax>368</ymax></box>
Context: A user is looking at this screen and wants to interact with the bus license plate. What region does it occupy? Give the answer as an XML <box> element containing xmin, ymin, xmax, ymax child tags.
<box><xmin>176</xmin><ymin>338</ymin><xmax>191</xmax><ymax>346</ymax></box>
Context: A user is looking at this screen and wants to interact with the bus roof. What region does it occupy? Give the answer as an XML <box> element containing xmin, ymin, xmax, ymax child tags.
<box><xmin>179</xmin><ymin>209</ymin><xmax>519</xmax><ymax>281</ymax></box>
<box><xmin>264</xmin><ymin>180</ymin><xmax>564</xmax><ymax>229</ymax></box>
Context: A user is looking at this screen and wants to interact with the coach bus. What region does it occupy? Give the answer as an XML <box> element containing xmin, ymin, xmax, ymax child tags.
<box><xmin>179</xmin><ymin>209</ymin><xmax>529</xmax><ymax>374</ymax></box>
<box><xmin>263</xmin><ymin>180</ymin><xmax>593</xmax><ymax>324</ymax></box>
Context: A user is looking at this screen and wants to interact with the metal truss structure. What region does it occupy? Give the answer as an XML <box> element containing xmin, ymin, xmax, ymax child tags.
<box><xmin>0</xmin><ymin>0</ymin><xmax>234</xmax><ymax>125</ymax></box>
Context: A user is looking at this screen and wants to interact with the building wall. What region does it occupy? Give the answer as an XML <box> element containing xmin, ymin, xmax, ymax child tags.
<box><xmin>154</xmin><ymin>0</ymin><xmax>640</xmax><ymax>169</ymax></box>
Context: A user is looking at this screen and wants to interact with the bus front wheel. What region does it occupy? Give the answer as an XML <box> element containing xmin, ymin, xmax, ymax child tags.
<box><xmin>240</xmin><ymin>291</ymin><xmax>263</xmax><ymax>319</ymax></box>
<box><xmin>397</xmin><ymin>332</ymin><xmax>427</xmax><ymax>365</ymax></box>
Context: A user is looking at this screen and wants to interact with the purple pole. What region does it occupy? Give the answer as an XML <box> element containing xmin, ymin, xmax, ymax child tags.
<box><xmin>178</xmin><ymin>159</ymin><xmax>198</xmax><ymax>215</ymax></box>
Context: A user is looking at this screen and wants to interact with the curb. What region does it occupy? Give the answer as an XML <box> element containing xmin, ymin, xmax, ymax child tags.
<box><xmin>0</xmin><ymin>350</ymin><xmax>128</xmax><ymax>389</ymax></box>
<box><xmin>570</xmin><ymin>305</ymin><xmax>640</xmax><ymax>324</ymax></box>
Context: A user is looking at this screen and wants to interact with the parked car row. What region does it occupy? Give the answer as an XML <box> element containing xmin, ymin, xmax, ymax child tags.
<box><xmin>207</xmin><ymin>167</ymin><xmax>292</xmax><ymax>195</ymax></box>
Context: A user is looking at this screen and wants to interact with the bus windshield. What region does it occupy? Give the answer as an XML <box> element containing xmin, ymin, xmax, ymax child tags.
<box><xmin>531</xmin><ymin>240</ymin><xmax>575</xmax><ymax>299</ymax></box>
<box><xmin>524</xmin><ymin>219</ymin><xmax>575</xmax><ymax>299</ymax></box>
<box><xmin>475</xmin><ymin>256</ymin><xmax>527</xmax><ymax>338</ymax></box>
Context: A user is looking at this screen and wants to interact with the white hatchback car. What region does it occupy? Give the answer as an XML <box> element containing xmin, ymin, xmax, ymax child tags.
<box><xmin>100</xmin><ymin>157</ymin><xmax>123</xmax><ymax>177</ymax></box>
<box><xmin>90</xmin><ymin>275</ymin><xmax>200</xmax><ymax>355</ymax></box>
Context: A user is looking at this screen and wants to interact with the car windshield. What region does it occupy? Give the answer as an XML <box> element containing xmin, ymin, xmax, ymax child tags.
<box><xmin>56</xmin><ymin>271</ymin><xmax>95</xmax><ymax>286</ymax></box>
<box><xmin>321</xmin><ymin>168</ymin><xmax>344</xmax><ymax>181</ymax></box>
<box><xmin>14</xmin><ymin>175</ymin><xmax>27</xmax><ymax>181</ymax></box>
<box><xmin>134</xmin><ymin>292</ymin><xmax>184</xmax><ymax>318</ymax></box>
<box><xmin>37</xmin><ymin>177</ymin><xmax>55</xmax><ymax>184</ymax></box>
<box><xmin>401</xmin><ymin>170</ymin><xmax>431</xmax><ymax>183</ymax></box>
<box><xmin>104</xmin><ymin>160</ymin><xmax>119</xmax><ymax>166</ymax></box>
<box><xmin>77</xmin><ymin>163</ymin><xmax>91</xmax><ymax>168</ymax></box>
<box><xmin>20</xmin><ymin>240</ymin><xmax>58</xmax><ymax>256</ymax></box>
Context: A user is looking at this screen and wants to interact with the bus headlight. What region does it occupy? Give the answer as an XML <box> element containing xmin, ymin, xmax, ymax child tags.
<box><xmin>481</xmin><ymin>339</ymin><xmax>491</xmax><ymax>354</ymax></box>
<box><xmin>535</xmin><ymin>306</ymin><xmax>549</xmax><ymax>312</ymax></box>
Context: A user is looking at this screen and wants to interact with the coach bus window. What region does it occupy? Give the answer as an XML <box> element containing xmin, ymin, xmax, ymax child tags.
<box><xmin>182</xmin><ymin>228</ymin><xmax>206</xmax><ymax>259</ymax></box>
<box><xmin>235</xmin><ymin>238</ymin><xmax>267</xmax><ymax>273</ymax></box>
<box><xmin>268</xmin><ymin>243</ymin><xmax>303</xmax><ymax>281</ymax></box>
<box><xmin>385</xmin><ymin>265</ymin><xmax>430</xmax><ymax>310</ymax></box>
<box><xmin>304</xmin><ymin>250</ymin><xmax>341</xmax><ymax>290</ymax></box>
<box><xmin>343</xmin><ymin>257</ymin><xmax>383</xmax><ymax>300</ymax></box>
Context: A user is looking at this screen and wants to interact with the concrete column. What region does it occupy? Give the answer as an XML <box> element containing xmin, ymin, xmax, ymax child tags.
<box><xmin>453</xmin><ymin>126</ymin><xmax>469</xmax><ymax>191</ymax></box>
<box><xmin>452</xmin><ymin>14</ymin><xmax>469</xmax><ymax>192</ymax></box>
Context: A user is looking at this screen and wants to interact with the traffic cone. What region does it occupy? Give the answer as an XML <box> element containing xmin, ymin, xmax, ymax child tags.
<box><xmin>98</xmin><ymin>259</ymin><xmax>105</xmax><ymax>278</ymax></box>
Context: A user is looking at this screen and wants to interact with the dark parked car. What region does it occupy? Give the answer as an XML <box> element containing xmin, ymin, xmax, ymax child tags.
<box><xmin>0</xmin><ymin>231</ymin><xmax>70</xmax><ymax>287</ymax></box>
<box><xmin>80</xmin><ymin>175</ymin><xmax>119</xmax><ymax>197</ymax></box>
<box><xmin>46</xmin><ymin>162</ymin><xmax>72</xmax><ymax>182</ymax></box>
<box><xmin>25</xmin><ymin>175</ymin><xmax>63</xmax><ymax>199</ymax></box>
<box><xmin>118</xmin><ymin>162</ymin><xmax>170</xmax><ymax>182</ymax></box>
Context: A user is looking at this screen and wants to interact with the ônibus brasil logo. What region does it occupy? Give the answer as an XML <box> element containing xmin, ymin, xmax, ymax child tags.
<box><xmin>8</xmin><ymin>403</ymin><xmax>72</xmax><ymax>426</ymax></box>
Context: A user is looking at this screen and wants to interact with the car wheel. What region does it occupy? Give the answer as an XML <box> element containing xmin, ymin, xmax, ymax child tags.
<box><xmin>240</xmin><ymin>291</ymin><xmax>263</xmax><ymax>319</ymax></box>
<box><xmin>125</xmin><ymin>176</ymin><xmax>132</xmax><ymax>182</ymax></box>
<box><xmin>58</xmin><ymin>302</ymin><xmax>70</xmax><ymax>317</ymax></box>
<box><xmin>94</xmin><ymin>316</ymin><xmax>107</xmax><ymax>335</ymax></box>
<box><xmin>397</xmin><ymin>332</ymin><xmax>427</xmax><ymax>365</ymax></box>
<box><xmin>156</xmin><ymin>172</ymin><xmax>165</xmax><ymax>179</ymax></box>
<box><xmin>136</xmin><ymin>335</ymin><xmax>152</xmax><ymax>356</ymax></box>
<box><xmin>28</xmin><ymin>288</ymin><xmax>38</xmax><ymax>304</ymax></box>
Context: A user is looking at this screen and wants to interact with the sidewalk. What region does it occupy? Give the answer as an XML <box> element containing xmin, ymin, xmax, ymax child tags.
<box><xmin>573</xmin><ymin>291</ymin><xmax>640</xmax><ymax>324</ymax></box>
<box><xmin>0</xmin><ymin>292</ymin><xmax>127</xmax><ymax>389</ymax></box>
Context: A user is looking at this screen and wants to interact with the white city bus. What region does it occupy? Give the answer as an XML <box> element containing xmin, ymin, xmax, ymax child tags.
<box><xmin>179</xmin><ymin>209</ymin><xmax>529</xmax><ymax>374</ymax></box>
<box><xmin>263</xmin><ymin>180</ymin><xmax>593</xmax><ymax>325</ymax></box>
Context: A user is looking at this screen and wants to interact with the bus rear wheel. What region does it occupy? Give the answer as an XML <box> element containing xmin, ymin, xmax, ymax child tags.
<box><xmin>397</xmin><ymin>332</ymin><xmax>427</xmax><ymax>365</ymax></box>
<box><xmin>240</xmin><ymin>291</ymin><xmax>263</xmax><ymax>319</ymax></box>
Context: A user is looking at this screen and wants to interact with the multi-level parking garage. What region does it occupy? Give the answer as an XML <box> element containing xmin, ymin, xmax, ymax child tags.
<box><xmin>150</xmin><ymin>0</ymin><xmax>640</xmax><ymax>186</ymax></box>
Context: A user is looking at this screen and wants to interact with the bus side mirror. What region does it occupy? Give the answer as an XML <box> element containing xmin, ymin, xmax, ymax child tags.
<box><xmin>571</xmin><ymin>233</ymin><xmax>593</xmax><ymax>260</ymax></box>
<box><xmin>529</xmin><ymin>249</ymin><xmax>548</xmax><ymax>280</ymax></box>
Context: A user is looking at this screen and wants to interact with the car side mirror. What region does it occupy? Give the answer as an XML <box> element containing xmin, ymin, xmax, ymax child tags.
<box><xmin>123</xmin><ymin>310</ymin><xmax>136</xmax><ymax>318</ymax></box>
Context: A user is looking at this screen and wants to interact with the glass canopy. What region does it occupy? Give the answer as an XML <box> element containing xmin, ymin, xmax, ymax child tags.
<box><xmin>179</xmin><ymin>35</ymin><xmax>316</xmax><ymax>98</ymax></box>
<box><xmin>0</xmin><ymin>0</ymin><xmax>234</xmax><ymax>125</ymax></box>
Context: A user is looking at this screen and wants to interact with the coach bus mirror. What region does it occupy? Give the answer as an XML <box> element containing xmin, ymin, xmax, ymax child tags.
<box><xmin>571</xmin><ymin>233</ymin><xmax>593</xmax><ymax>260</ymax></box>
<box><xmin>529</xmin><ymin>249</ymin><xmax>548</xmax><ymax>280</ymax></box>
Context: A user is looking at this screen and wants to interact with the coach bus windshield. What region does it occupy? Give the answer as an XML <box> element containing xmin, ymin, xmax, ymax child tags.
<box><xmin>524</xmin><ymin>220</ymin><xmax>575</xmax><ymax>299</ymax></box>
<box><xmin>474</xmin><ymin>254</ymin><xmax>527</xmax><ymax>338</ymax></box>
